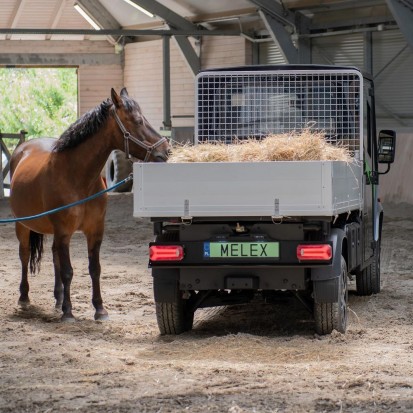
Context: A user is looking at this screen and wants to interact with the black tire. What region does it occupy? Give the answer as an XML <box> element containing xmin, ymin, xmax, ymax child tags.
<box><xmin>314</xmin><ymin>256</ymin><xmax>348</xmax><ymax>335</ymax></box>
<box><xmin>105</xmin><ymin>150</ymin><xmax>133</xmax><ymax>192</ymax></box>
<box><xmin>155</xmin><ymin>282</ymin><xmax>194</xmax><ymax>335</ymax></box>
<box><xmin>152</xmin><ymin>234</ymin><xmax>194</xmax><ymax>335</ymax></box>
<box><xmin>356</xmin><ymin>242</ymin><xmax>381</xmax><ymax>295</ymax></box>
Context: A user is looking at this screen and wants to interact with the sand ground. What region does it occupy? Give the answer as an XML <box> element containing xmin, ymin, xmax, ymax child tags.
<box><xmin>0</xmin><ymin>194</ymin><xmax>412</xmax><ymax>412</ymax></box>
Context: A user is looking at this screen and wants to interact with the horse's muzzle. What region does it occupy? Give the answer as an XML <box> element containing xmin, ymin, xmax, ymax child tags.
<box><xmin>152</xmin><ymin>153</ymin><xmax>169</xmax><ymax>162</ymax></box>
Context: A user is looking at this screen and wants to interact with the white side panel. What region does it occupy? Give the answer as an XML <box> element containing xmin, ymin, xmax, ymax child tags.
<box><xmin>332</xmin><ymin>161</ymin><xmax>364</xmax><ymax>213</ymax></box>
<box><xmin>133</xmin><ymin>161</ymin><xmax>363</xmax><ymax>218</ymax></box>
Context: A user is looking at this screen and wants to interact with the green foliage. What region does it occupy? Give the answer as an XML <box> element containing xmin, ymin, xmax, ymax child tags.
<box><xmin>0</xmin><ymin>68</ymin><xmax>77</xmax><ymax>141</ymax></box>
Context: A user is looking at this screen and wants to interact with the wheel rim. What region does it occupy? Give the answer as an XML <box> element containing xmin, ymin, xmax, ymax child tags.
<box><xmin>340</xmin><ymin>261</ymin><xmax>348</xmax><ymax>329</ymax></box>
<box><xmin>377</xmin><ymin>245</ymin><xmax>381</xmax><ymax>287</ymax></box>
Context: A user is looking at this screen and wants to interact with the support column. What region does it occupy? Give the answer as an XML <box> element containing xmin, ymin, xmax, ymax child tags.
<box><xmin>364</xmin><ymin>31</ymin><xmax>373</xmax><ymax>75</ymax></box>
<box><xmin>163</xmin><ymin>36</ymin><xmax>172</xmax><ymax>131</ymax></box>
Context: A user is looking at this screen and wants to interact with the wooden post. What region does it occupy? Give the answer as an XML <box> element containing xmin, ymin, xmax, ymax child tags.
<box><xmin>0</xmin><ymin>130</ymin><xmax>27</xmax><ymax>198</ymax></box>
<box><xmin>0</xmin><ymin>131</ymin><xmax>3</xmax><ymax>199</ymax></box>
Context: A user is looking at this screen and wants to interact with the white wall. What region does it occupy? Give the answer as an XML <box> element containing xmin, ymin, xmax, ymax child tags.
<box><xmin>124</xmin><ymin>40</ymin><xmax>164</xmax><ymax>129</ymax></box>
<box><xmin>78</xmin><ymin>65</ymin><xmax>123</xmax><ymax>115</ymax></box>
<box><xmin>201</xmin><ymin>36</ymin><xmax>252</xmax><ymax>69</ymax></box>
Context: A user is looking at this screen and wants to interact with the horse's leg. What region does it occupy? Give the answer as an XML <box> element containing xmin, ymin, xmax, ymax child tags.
<box><xmin>86</xmin><ymin>230</ymin><xmax>108</xmax><ymax>321</ymax></box>
<box><xmin>15</xmin><ymin>223</ymin><xmax>30</xmax><ymax>307</ymax></box>
<box><xmin>52</xmin><ymin>239</ymin><xmax>63</xmax><ymax>309</ymax></box>
<box><xmin>54</xmin><ymin>234</ymin><xmax>75</xmax><ymax>322</ymax></box>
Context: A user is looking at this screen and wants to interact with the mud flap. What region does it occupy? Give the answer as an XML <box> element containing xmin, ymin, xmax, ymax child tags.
<box><xmin>152</xmin><ymin>268</ymin><xmax>180</xmax><ymax>303</ymax></box>
<box><xmin>311</xmin><ymin>228</ymin><xmax>346</xmax><ymax>303</ymax></box>
<box><xmin>313</xmin><ymin>278</ymin><xmax>340</xmax><ymax>303</ymax></box>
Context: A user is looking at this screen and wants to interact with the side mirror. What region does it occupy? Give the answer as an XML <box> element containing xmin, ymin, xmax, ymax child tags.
<box><xmin>378</xmin><ymin>130</ymin><xmax>396</xmax><ymax>164</ymax></box>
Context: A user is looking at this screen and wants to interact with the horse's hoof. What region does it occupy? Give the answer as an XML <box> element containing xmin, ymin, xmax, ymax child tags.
<box><xmin>18</xmin><ymin>299</ymin><xmax>30</xmax><ymax>309</ymax></box>
<box><xmin>61</xmin><ymin>314</ymin><xmax>76</xmax><ymax>323</ymax></box>
<box><xmin>94</xmin><ymin>311</ymin><xmax>109</xmax><ymax>321</ymax></box>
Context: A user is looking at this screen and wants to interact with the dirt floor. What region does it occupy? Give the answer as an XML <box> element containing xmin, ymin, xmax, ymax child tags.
<box><xmin>0</xmin><ymin>193</ymin><xmax>412</xmax><ymax>413</ymax></box>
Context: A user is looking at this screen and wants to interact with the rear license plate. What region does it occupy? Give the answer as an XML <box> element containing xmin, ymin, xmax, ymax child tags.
<box><xmin>204</xmin><ymin>242</ymin><xmax>279</xmax><ymax>259</ymax></box>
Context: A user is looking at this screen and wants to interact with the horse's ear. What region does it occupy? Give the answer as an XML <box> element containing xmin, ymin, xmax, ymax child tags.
<box><xmin>111</xmin><ymin>88</ymin><xmax>122</xmax><ymax>108</ymax></box>
<box><xmin>120</xmin><ymin>88</ymin><xmax>129</xmax><ymax>97</ymax></box>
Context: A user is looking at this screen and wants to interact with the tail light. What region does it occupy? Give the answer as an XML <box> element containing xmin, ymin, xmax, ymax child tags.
<box><xmin>150</xmin><ymin>245</ymin><xmax>184</xmax><ymax>261</ymax></box>
<box><xmin>296</xmin><ymin>244</ymin><xmax>332</xmax><ymax>261</ymax></box>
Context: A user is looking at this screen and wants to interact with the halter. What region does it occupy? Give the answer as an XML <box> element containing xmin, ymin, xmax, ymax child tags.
<box><xmin>111</xmin><ymin>107</ymin><xmax>167</xmax><ymax>162</ymax></box>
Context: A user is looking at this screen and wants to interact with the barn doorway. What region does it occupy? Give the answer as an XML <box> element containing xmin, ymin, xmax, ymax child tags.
<box><xmin>0</xmin><ymin>67</ymin><xmax>78</xmax><ymax>196</ymax></box>
<box><xmin>0</xmin><ymin>67</ymin><xmax>78</xmax><ymax>138</ymax></box>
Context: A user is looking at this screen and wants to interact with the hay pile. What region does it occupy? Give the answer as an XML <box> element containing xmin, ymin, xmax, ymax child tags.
<box><xmin>168</xmin><ymin>129</ymin><xmax>352</xmax><ymax>163</ymax></box>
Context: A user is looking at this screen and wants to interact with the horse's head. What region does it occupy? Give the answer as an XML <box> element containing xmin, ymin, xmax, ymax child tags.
<box><xmin>110</xmin><ymin>88</ymin><xmax>170</xmax><ymax>162</ymax></box>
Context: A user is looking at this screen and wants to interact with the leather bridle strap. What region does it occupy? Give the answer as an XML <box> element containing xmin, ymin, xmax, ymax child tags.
<box><xmin>111</xmin><ymin>107</ymin><xmax>167</xmax><ymax>162</ymax></box>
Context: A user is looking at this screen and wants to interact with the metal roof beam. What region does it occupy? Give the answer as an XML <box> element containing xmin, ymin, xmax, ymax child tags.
<box><xmin>364</xmin><ymin>32</ymin><xmax>373</xmax><ymax>74</ymax></box>
<box><xmin>251</xmin><ymin>1</ymin><xmax>311</xmax><ymax>63</ymax></box>
<box><xmin>290</xmin><ymin>0</ymin><xmax>386</xmax><ymax>12</ymax></box>
<box><xmin>127</xmin><ymin>0</ymin><xmax>198</xmax><ymax>31</ymax></box>
<box><xmin>76</xmin><ymin>0</ymin><xmax>121</xmax><ymax>43</ymax></box>
<box><xmin>171</xmin><ymin>36</ymin><xmax>199</xmax><ymax>75</ymax></box>
<box><xmin>76</xmin><ymin>0</ymin><xmax>121</xmax><ymax>30</ymax></box>
<box><xmin>173</xmin><ymin>36</ymin><xmax>200</xmax><ymax>75</ymax></box>
<box><xmin>0</xmin><ymin>28</ymin><xmax>239</xmax><ymax>36</ymax></box>
<box><xmin>296</xmin><ymin>12</ymin><xmax>311</xmax><ymax>63</ymax></box>
<box><xmin>249</xmin><ymin>0</ymin><xmax>295</xmax><ymax>26</ymax></box>
<box><xmin>385</xmin><ymin>0</ymin><xmax>413</xmax><ymax>50</ymax></box>
<box><xmin>311</xmin><ymin>16</ymin><xmax>396</xmax><ymax>31</ymax></box>
<box><xmin>259</xmin><ymin>10</ymin><xmax>299</xmax><ymax>63</ymax></box>
<box><xmin>127</xmin><ymin>0</ymin><xmax>201</xmax><ymax>74</ymax></box>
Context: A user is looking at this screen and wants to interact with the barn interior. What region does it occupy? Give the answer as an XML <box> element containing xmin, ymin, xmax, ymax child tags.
<box><xmin>0</xmin><ymin>0</ymin><xmax>412</xmax><ymax>204</ymax></box>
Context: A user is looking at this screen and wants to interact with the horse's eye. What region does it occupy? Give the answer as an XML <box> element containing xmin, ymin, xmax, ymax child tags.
<box><xmin>137</xmin><ymin>118</ymin><xmax>143</xmax><ymax>126</ymax></box>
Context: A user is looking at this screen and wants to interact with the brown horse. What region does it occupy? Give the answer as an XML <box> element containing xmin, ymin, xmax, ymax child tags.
<box><xmin>9</xmin><ymin>88</ymin><xmax>169</xmax><ymax>322</ymax></box>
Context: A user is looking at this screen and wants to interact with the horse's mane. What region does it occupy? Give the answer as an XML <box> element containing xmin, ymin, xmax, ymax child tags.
<box><xmin>53</xmin><ymin>99</ymin><xmax>113</xmax><ymax>152</ymax></box>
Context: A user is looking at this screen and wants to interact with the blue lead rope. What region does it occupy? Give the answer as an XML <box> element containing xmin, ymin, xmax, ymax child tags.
<box><xmin>0</xmin><ymin>175</ymin><xmax>133</xmax><ymax>224</ymax></box>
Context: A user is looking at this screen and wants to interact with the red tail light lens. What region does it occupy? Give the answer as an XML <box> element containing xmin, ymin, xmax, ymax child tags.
<box><xmin>150</xmin><ymin>245</ymin><xmax>184</xmax><ymax>261</ymax></box>
<box><xmin>296</xmin><ymin>244</ymin><xmax>332</xmax><ymax>261</ymax></box>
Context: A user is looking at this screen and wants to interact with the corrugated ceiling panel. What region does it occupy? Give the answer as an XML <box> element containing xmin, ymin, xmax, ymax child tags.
<box><xmin>15</xmin><ymin>0</ymin><xmax>56</xmax><ymax>28</ymax></box>
<box><xmin>373</xmin><ymin>30</ymin><xmax>413</xmax><ymax>122</ymax></box>
<box><xmin>55</xmin><ymin>1</ymin><xmax>94</xmax><ymax>30</ymax></box>
<box><xmin>0</xmin><ymin>1</ymin><xmax>16</xmax><ymax>26</ymax></box>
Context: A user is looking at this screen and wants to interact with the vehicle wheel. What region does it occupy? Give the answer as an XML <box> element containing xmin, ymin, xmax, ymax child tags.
<box><xmin>314</xmin><ymin>256</ymin><xmax>348</xmax><ymax>335</ymax></box>
<box><xmin>105</xmin><ymin>150</ymin><xmax>133</xmax><ymax>192</ymax></box>
<box><xmin>356</xmin><ymin>242</ymin><xmax>380</xmax><ymax>295</ymax></box>
<box><xmin>155</xmin><ymin>284</ymin><xmax>194</xmax><ymax>335</ymax></box>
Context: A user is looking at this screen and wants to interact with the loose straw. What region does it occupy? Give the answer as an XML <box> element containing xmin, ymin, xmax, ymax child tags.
<box><xmin>168</xmin><ymin>130</ymin><xmax>352</xmax><ymax>163</ymax></box>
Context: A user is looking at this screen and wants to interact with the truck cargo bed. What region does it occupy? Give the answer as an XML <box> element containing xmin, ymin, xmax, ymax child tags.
<box><xmin>133</xmin><ymin>161</ymin><xmax>363</xmax><ymax>218</ymax></box>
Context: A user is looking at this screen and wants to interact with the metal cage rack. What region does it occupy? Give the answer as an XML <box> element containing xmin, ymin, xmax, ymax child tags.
<box><xmin>195</xmin><ymin>69</ymin><xmax>362</xmax><ymax>158</ymax></box>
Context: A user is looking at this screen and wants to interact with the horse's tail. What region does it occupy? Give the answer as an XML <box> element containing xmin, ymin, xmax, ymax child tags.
<box><xmin>29</xmin><ymin>231</ymin><xmax>44</xmax><ymax>274</ymax></box>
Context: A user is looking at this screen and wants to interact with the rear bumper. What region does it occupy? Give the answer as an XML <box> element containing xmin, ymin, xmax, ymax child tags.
<box><xmin>149</xmin><ymin>240</ymin><xmax>333</xmax><ymax>268</ymax></box>
<box><xmin>150</xmin><ymin>239</ymin><xmax>336</xmax><ymax>292</ymax></box>
<box><xmin>178</xmin><ymin>266</ymin><xmax>307</xmax><ymax>291</ymax></box>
